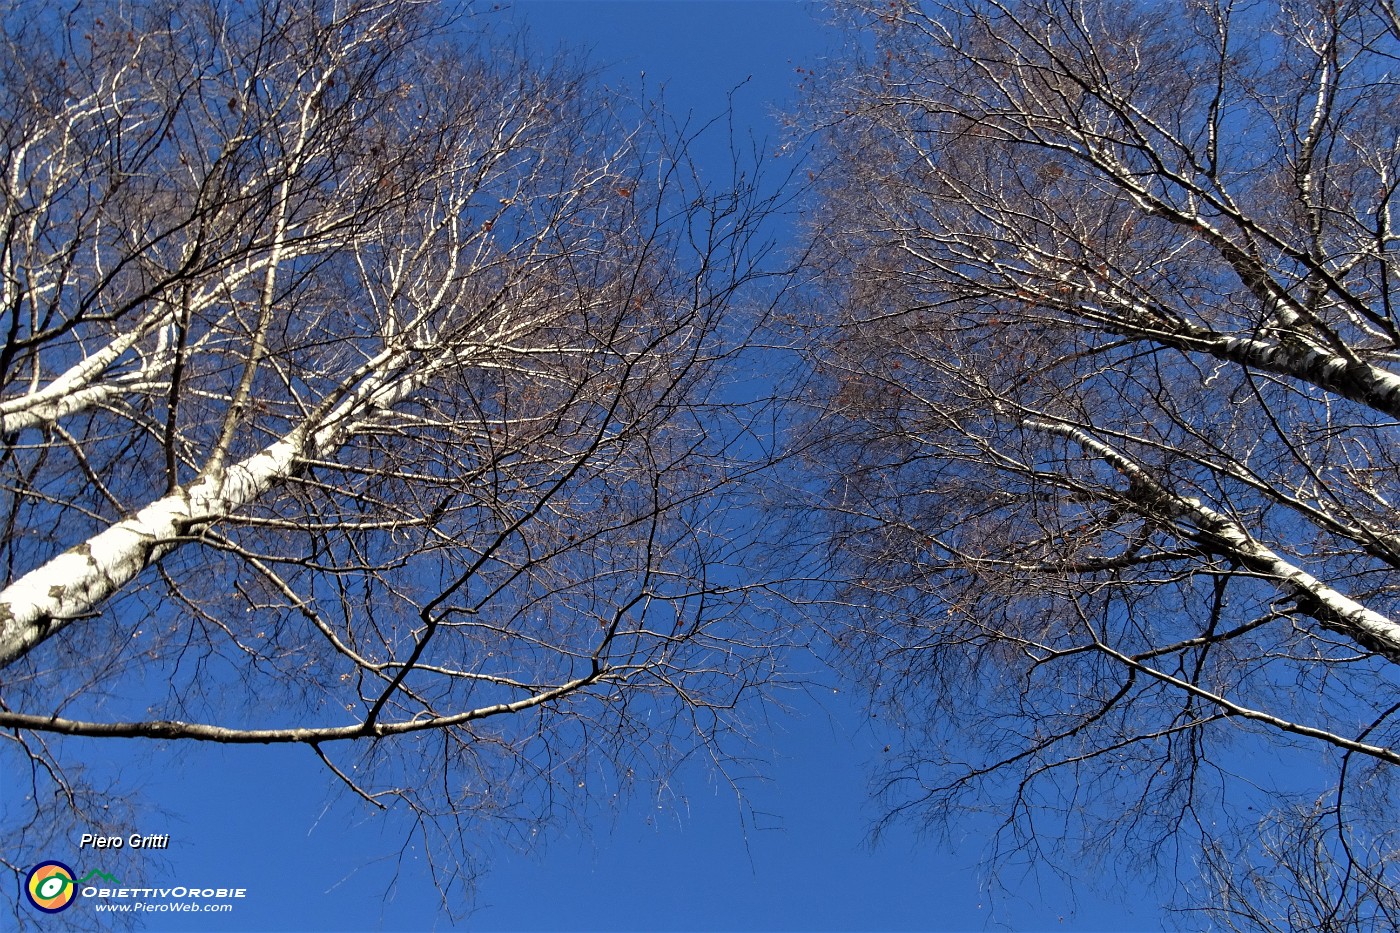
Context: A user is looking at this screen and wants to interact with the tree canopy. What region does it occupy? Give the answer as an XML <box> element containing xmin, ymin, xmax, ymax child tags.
<box><xmin>802</xmin><ymin>0</ymin><xmax>1400</xmax><ymax>926</ymax></box>
<box><xmin>0</xmin><ymin>0</ymin><xmax>789</xmax><ymax>913</ymax></box>
<box><xmin>8</xmin><ymin>0</ymin><xmax>1400</xmax><ymax>928</ymax></box>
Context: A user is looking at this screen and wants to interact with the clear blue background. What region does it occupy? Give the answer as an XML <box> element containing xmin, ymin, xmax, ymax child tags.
<box><xmin>13</xmin><ymin>3</ymin><xmax>1164</xmax><ymax>930</ymax></box>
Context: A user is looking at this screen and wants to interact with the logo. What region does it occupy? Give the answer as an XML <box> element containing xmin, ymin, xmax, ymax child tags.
<box><xmin>25</xmin><ymin>861</ymin><xmax>77</xmax><ymax>913</ymax></box>
<box><xmin>24</xmin><ymin>862</ymin><xmax>122</xmax><ymax>913</ymax></box>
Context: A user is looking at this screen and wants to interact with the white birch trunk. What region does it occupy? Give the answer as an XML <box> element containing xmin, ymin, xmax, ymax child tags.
<box><xmin>1025</xmin><ymin>418</ymin><xmax>1400</xmax><ymax>663</ymax></box>
<box><xmin>0</xmin><ymin>341</ymin><xmax>428</xmax><ymax>667</ymax></box>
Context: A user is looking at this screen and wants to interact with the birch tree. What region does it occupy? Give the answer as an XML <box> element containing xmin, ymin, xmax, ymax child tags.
<box><xmin>0</xmin><ymin>0</ymin><xmax>787</xmax><ymax>910</ymax></box>
<box><xmin>803</xmin><ymin>0</ymin><xmax>1400</xmax><ymax>925</ymax></box>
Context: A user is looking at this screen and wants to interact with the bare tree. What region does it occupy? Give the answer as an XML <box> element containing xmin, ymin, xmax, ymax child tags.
<box><xmin>801</xmin><ymin>0</ymin><xmax>1400</xmax><ymax>925</ymax></box>
<box><xmin>0</xmin><ymin>0</ymin><xmax>789</xmax><ymax>915</ymax></box>
<box><xmin>1197</xmin><ymin>796</ymin><xmax>1400</xmax><ymax>932</ymax></box>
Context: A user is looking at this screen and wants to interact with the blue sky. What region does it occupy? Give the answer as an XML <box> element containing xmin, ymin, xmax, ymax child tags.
<box><xmin>8</xmin><ymin>3</ymin><xmax>1164</xmax><ymax>931</ymax></box>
